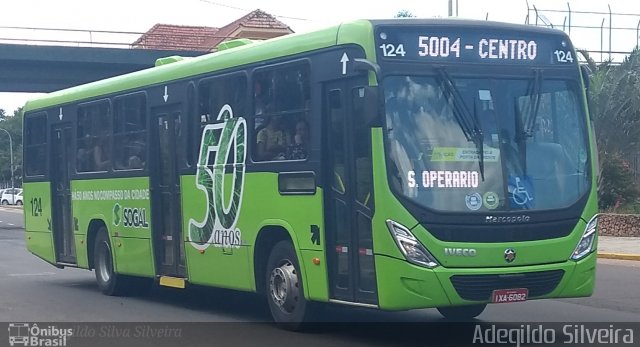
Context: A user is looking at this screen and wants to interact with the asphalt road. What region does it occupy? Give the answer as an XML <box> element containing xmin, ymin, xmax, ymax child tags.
<box><xmin>1</xmin><ymin>208</ymin><xmax>639</xmax><ymax>346</ymax></box>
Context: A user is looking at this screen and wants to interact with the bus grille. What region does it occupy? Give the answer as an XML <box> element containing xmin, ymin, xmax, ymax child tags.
<box><xmin>450</xmin><ymin>270</ymin><xmax>565</xmax><ymax>301</ymax></box>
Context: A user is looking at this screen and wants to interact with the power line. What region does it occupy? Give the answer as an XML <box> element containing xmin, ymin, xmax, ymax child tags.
<box><xmin>196</xmin><ymin>0</ymin><xmax>311</xmax><ymax>21</ymax></box>
<box><xmin>197</xmin><ymin>0</ymin><xmax>250</xmax><ymax>13</ymax></box>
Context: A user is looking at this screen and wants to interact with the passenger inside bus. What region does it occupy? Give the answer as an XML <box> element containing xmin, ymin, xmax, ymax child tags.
<box><xmin>286</xmin><ymin>118</ymin><xmax>309</xmax><ymax>160</ymax></box>
<box><xmin>77</xmin><ymin>147</ymin><xmax>92</xmax><ymax>172</ymax></box>
<box><xmin>256</xmin><ymin>115</ymin><xmax>291</xmax><ymax>160</ymax></box>
<box><xmin>93</xmin><ymin>136</ymin><xmax>110</xmax><ymax>171</ymax></box>
<box><xmin>127</xmin><ymin>140</ymin><xmax>145</xmax><ymax>169</ymax></box>
<box><xmin>254</xmin><ymin>79</ymin><xmax>275</xmax><ymax>117</ymax></box>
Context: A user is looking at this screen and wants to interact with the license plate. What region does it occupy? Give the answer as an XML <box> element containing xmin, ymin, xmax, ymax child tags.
<box><xmin>491</xmin><ymin>288</ymin><xmax>528</xmax><ymax>303</ymax></box>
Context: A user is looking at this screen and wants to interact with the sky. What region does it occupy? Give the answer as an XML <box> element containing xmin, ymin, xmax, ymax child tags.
<box><xmin>1</xmin><ymin>0</ymin><xmax>640</xmax><ymax>113</ymax></box>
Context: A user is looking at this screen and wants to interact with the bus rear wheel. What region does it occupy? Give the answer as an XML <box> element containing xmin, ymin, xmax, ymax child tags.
<box><xmin>265</xmin><ymin>240</ymin><xmax>310</xmax><ymax>330</ymax></box>
<box><xmin>94</xmin><ymin>227</ymin><xmax>130</xmax><ymax>296</ymax></box>
<box><xmin>437</xmin><ymin>304</ymin><xmax>487</xmax><ymax>320</ymax></box>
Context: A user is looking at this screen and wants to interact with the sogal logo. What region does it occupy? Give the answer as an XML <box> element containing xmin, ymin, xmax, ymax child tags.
<box><xmin>112</xmin><ymin>203</ymin><xmax>149</xmax><ymax>229</ymax></box>
<box><xmin>189</xmin><ymin>105</ymin><xmax>247</xmax><ymax>250</ymax></box>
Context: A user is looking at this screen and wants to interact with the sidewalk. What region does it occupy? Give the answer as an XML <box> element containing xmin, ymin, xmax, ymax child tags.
<box><xmin>598</xmin><ymin>236</ymin><xmax>640</xmax><ymax>261</ymax></box>
<box><xmin>0</xmin><ymin>205</ymin><xmax>23</xmax><ymax>213</ymax></box>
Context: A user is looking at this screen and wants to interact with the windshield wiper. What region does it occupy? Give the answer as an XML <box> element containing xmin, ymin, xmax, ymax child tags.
<box><xmin>514</xmin><ymin>69</ymin><xmax>543</xmax><ymax>175</ymax></box>
<box><xmin>524</xmin><ymin>69</ymin><xmax>542</xmax><ymax>137</ymax></box>
<box><xmin>437</xmin><ymin>68</ymin><xmax>485</xmax><ymax>181</ymax></box>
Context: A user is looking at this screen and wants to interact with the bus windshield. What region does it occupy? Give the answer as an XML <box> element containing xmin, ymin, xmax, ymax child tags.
<box><xmin>384</xmin><ymin>73</ymin><xmax>590</xmax><ymax>213</ymax></box>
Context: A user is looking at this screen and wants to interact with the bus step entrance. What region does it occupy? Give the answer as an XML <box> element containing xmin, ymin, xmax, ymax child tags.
<box><xmin>158</xmin><ymin>276</ymin><xmax>186</xmax><ymax>289</ymax></box>
<box><xmin>55</xmin><ymin>261</ymin><xmax>77</xmax><ymax>268</ymax></box>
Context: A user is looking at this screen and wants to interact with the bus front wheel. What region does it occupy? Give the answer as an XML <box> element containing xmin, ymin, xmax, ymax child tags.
<box><xmin>265</xmin><ymin>240</ymin><xmax>310</xmax><ymax>330</ymax></box>
<box><xmin>437</xmin><ymin>304</ymin><xmax>487</xmax><ymax>320</ymax></box>
<box><xmin>94</xmin><ymin>227</ymin><xmax>129</xmax><ymax>296</ymax></box>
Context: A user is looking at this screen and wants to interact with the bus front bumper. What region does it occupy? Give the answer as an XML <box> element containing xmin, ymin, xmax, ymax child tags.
<box><xmin>374</xmin><ymin>251</ymin><xmax>596</xmax><ymax>311</ymax></box>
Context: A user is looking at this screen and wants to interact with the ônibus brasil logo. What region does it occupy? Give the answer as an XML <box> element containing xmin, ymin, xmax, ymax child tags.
<box><xmin>188</xmin><ymin>105</ymin><xmax>246</xmax><ymax>250</ymax></box>
<box><xmin>8</xmin><ymin>323</ymin><xmax>73</xmax><ymax>346</ymax></box>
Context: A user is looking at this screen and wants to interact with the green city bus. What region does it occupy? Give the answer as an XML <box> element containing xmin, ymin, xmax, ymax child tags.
<box><xmin>22</xmin><ymin>18</ymin><xmax>598</xmax><ymax>326</ymax></box>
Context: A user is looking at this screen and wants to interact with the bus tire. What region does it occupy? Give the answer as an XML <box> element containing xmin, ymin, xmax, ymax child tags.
<box><xmin>94</xmin><ymin>227</ymin><xmax>128</xmax><ymax>296</ymax></box>
<box><xmin>437</xmin><ymin>304</ymin><xmax>487</xmax><ymax>320</ymax></box>
<box><xmin>265</xmin><ymin>240</ymin><xmax>310</xmax><ymax>330</ymax></box>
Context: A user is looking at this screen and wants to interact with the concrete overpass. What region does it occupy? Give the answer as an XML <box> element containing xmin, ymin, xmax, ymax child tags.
<box><xmin>0</xmin><ymin>43</ymin><xmax>208</xmax><ymax>92</ymax></box>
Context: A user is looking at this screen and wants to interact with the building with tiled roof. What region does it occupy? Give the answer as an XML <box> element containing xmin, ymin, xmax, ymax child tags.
<box><xmin>132</xmin><ymin>9</ymin><xmax>294</xmax><ymax>51</ymax></box>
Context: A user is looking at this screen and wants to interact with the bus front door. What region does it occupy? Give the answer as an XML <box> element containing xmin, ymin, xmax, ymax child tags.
<box><xmin>51</xmin><ymin>124</ymin><xmax>76</xmax><ymax>264</ymax></box>
<box><xmin>323</xmin><ymin>81</ymin><xmax>378</xmax><ymax>305</ymax></box>
<box><xmin>150</xmin><ymin>105</ymin><xmax>186</xmax><ymax>278</ymax></box>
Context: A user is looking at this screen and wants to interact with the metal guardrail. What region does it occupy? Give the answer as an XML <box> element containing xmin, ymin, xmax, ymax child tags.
<box><xmin>0</xmin><ymin>25</ymin><xmax>234</xmax><ymax>51</ymax></box>
<box><xmin>0</xmin><ymin>25</ymin><xmax>142</xmax><ymax>48</ymax></box>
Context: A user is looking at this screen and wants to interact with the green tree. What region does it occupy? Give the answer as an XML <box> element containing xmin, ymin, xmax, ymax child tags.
<box><xmin>588</xmin><ymin>49</ymin><xmax>640</xmax><ymax>157</ymax></box>
<box><xmin>0</xmin><ymin>108</ymin><xmax>23</xmax><ymax>188</ymax></box>
<box><xmin>581</xmin><ymin>49</ymin><xmax>640</xmax><ymax>209</ymax></box>
<box><xmin>598</xmin><ymin>153</ymin><xmax>640</xmax><ymax>209</ymax></box>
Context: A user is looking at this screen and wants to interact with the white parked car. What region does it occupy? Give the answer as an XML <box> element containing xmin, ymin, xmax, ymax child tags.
<box><xmin>14</xmin><ymin>191</ymin><xmax>23</xmax><ymax>206</ymax></box>
<box><xmin>1</xmin><ymin>188</ymin><xmax>23</xmax><ymax>205</ymax></box>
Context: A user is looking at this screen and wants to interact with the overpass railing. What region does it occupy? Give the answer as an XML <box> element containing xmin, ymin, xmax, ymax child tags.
<box><xmin>0</xmin><ymin>25</ymin><xmax>230</xmax><ymax>51</ymax></box>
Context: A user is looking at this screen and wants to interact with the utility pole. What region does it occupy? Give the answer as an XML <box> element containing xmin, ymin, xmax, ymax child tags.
<box><xmin>0</xmin><ymin>128</ymin><xmax>14</xmax><ymax>205</ymax></box>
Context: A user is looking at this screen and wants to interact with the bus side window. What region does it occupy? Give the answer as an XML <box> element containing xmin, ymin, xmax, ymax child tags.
<box><xmin>113</xmin><ymin>94</ymin><xmax>147</xmax><ymax>171</ymax></box>
<box><xmin>24</xmin><ymin>114</ymin><xmax>48</xmax><ymax>177</ymax></box>
<box><xmin>197</xmin><ymin>73</ymin><xmax>247</xmax><ymax>165</ymax></box>
<box><xmin>76</xmin><ymin>101</ymin><xmax>111</xmax><ymax>173</ymax></box>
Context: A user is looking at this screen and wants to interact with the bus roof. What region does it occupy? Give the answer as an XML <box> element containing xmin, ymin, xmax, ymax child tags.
<box><xmin>23</xmin><ymin>18</ymin><xmax>569</xmax><ymax>113</ymax></box>
<box><xmin>23</xmin><ymin>20</ymin><xmax>370</xmax><ymax>113</ymax></box>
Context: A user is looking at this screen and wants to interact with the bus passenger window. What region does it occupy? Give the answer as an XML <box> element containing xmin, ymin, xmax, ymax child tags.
<box><xmin>113</xmin><ymin>94</ymin><xmax>146</xmax><ymax>171</ymax></box>
<box><xmin>197</xmin><ymin>73</ymin><xmax>247</xmax><ymax>136</ymax></box>
<box><xmin>24</xmin><ymin>114</ymin><xmax>47</xmax><ymax>176</ymax></box>
<box><xmin>77</xmin><ymin>101</ymin><xmax>111</xmax><ymax>172</ymax></box>
<box><xmin>252</xmin><ymin>63</ymin><xmax>310</xmax><ymax>162</ymax></box>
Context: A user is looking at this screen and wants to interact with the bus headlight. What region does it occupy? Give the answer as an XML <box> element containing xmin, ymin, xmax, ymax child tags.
<box><xmin>571</xmin><ymin>215</ymin><xmax>598</xmax><ymax>261</ymax></box>
<box><xmin>386</xmin><ymin>220</ymin><xmax>439</xmax><ymax>268</ymax></box>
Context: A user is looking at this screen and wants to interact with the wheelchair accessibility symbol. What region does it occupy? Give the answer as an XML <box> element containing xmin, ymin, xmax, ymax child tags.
<box><xmin>508</xmin><ymin>176</ymin><xmax>534</xmax><ymax>208</ymax></box>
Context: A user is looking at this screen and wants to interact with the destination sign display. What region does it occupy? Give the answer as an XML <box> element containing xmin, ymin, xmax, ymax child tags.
<box><xmin>375</xmin><ymin>27</ymin><xmax>576</xmax><ymax>65</ymax></box>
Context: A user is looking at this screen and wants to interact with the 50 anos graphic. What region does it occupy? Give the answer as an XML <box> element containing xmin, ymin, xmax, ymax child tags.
<box><xmin>188</xmin><ymin>104</ymin><xmax>247</xmax><ymax>250</ymax></box>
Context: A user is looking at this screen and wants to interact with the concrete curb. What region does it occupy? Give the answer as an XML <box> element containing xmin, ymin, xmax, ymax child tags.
<box><xmin>0</xmin><ymin>207</ymin><xmax>23</xmax><ymax>214</ymax></box>
<box><xmin>598</xmin><ymin>252</ymin><xmax>640</xmax><ymax>261</ymax></box>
